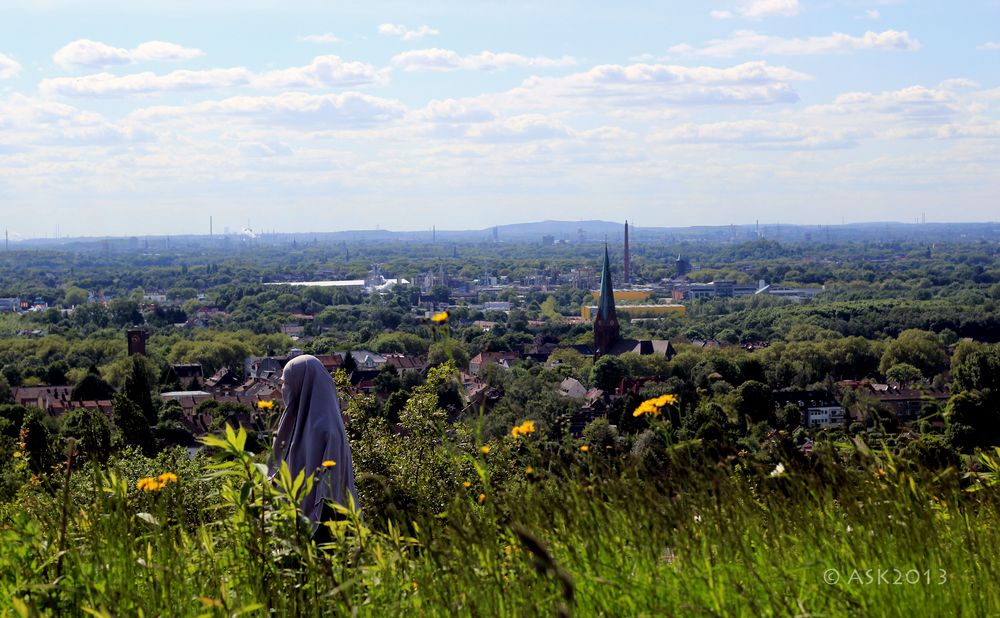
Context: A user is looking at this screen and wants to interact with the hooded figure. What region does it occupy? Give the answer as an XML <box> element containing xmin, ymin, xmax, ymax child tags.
<box><xmin>270</xmin><ymin>354</ymin><xmax>358</xmax><ymax>528</ymax></box>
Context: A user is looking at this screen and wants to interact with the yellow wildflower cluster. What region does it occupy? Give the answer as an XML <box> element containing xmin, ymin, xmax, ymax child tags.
<box><xmin>632</xmin><ymin>394</ymin><xmax>679</xmax><ymax>417</ymax></box>
<box><xmin>431</xmin><ymin>311</ymin><xmax>449</xmax><ymax>324</ymax></box>
<box><xmin>257</xmin><ymin>400</ymin><xmax>274</xmax><ymax>410</ymax></box>
<box><xmin>137</xmin><ymin>472</ymin><xmax>178</xmax><ymax>492</ymax></box>
<box><xmin>511</xmin><ymin>420</ymin><xmax>536</xmax><ymax>438</ymax></box>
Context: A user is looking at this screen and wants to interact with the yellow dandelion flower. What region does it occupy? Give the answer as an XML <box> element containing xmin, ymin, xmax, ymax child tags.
<box><xmin>431</xmin><ymin>311</ymin><xmax>449</xmax><ymax>324</ymax></box>
<box><xmin>137</xmin><ymin>477</ymin><xmax>162</xmax><ymax>492</ymax></box>
<box><xmin>580</xmin><ymin>445</ymin><xmax>590</xmax><ymax>453</ymax></box>
<box><xmin>257</xmin><ymin>400</ymin><xmax>274</xmax><ymax>410</ymax></box>
<box><xmin>12</xmin><ymin>451</ymin><xmax>22</xmax><ymax>459</ymax></box>
<box><xmin>198</xmin><ymin>597</ymin><xmax>224</xmax><ymax>608</ymax></box>
<box><xmin>874</xmin><ymin>468</ymin><xmax>887</xmax><ymax>479</ymax></box>
<box><xmin>322</xmin><ymin>460</ymin><xmax>336</xmax><ymax>468</ymax></box>
<box><xmin>525</xmin><ymin>466</ymin><xmax>534</xmax><ymax>475</ymax></box>
<box><xmin>480</xmin><ymin>445</ymin><xmax>490</xmax><ymax>454</ymax></box>
<box><xmin>511</xmin><ymin>420</ymin><xmax>536</xmax><ymax>438</ymax></box>
<box><xmin>478</xmin><ymin>493</ymin><xmax>487</xmax><ymax>504</ymax></box>
<box><xmin>633</xmin><ymin>394</ymin><xmax>678</xmax><ymax>417</ymax></box>
<box><xmin>157</xmin><ymin>472</ymin><xmax>178</xmax><ymax>484</ymax></box>
<box><xmin>463</xmin><ymin>481</ymin><xmax>472</xmax><ymax>488</ymax></box>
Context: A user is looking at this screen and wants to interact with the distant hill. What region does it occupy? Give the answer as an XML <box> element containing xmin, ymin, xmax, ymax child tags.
<box><xmin>13</xmin><ymin>219</ymin><xmax>1000</xmax><ymax>249</ymax></box>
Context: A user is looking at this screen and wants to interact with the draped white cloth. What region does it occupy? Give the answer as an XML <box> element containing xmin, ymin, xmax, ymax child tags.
<box><xmin>270</xmin><ymin>354</ymin><xmax>358</xmax><ymax>525</ymax></box>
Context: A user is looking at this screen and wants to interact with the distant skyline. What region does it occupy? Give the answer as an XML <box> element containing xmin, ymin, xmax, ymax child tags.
<box><xmin>0</xmin><ymin>1</ymin><xmax>998</xmax><ymax>238</ymax></box>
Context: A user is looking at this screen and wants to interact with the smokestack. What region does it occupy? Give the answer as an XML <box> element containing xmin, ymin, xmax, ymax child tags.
<box><xmin>623</xmin><ymin>220</ymin><xmax>631</xmax><ymax>284</ymax></box>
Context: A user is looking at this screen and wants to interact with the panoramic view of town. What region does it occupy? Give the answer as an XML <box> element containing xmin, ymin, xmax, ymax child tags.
<box><xmin>1</xmin><ymin>0</ymin><xmax>999</xmax><ymax>615</ymax></box>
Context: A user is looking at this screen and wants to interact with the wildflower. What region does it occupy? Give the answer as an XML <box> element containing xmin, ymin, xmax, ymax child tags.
<box><xmin>511</xmin><ymin>420</ymin><xmax>536</xmax><ymax>438</ymax></box>
<box><xmin>478</xmin><ymin>493</ymin><xmax>487</xmax><ymax>504</ymax></box>
<box><xmin>580</xmin><ymin>445</ymin><xmax>590</xmax><ymax>453</ymax></box>
<box><xmin>12</xmin><ymin>451</ymin><xmax>21</xmax><ymax>459</ymax></box>
<box><xmin>257</xmin><ymin>400</ymin><xmax>274</xmax><ymax>410</ymax></box>
<box><xmin>411</xmin><ymin>581</ymin><xmax>418</xmax><ymax>592</ymax></box>
<box><xmin>157</xmin><ymin>472</ymin><xmax>178</xmax><ymax>484</ymax></box>
<box><xmin>137</xmin><ymin>477</ymin><xmax>163</xmax><ymax>492</ymax></box>
<box><xmin>633</xmin><ymin>393</ymin><xmax>679</xmax><ymax>417</ymax></box>
<box><xmin>770</xmin><ymin>462</ymin><xmax>786</xmax><ymax>478</ymax></box>
<box><xmin>480</xmin><ymin>445</ymin><xmax>491</xmax><ymax>454</ymax></box>
<box><xmin>874</xmin><ymin>467</ymin><xmax>887</xmax><ymax>479</ymax></box>
<box><xmin>321</xmin><ymin>460</ymin><xmax>336</xmax><ymax>468</ymax></box>
<box><xmin>431</xmin><ymin>311</ymin><xmax>449</xmax><ymax>324</ymax></box>
<box><xmin>198</xmin><ymin>597</ymin><xmax>224</xmax><ymax>608</ymax></box>
<box><xmin>525</xmin><ymin>466</ymin><xmax>534</xmax><ymax>475</ymax></box>
<box><xmin>463</xmin><ymin>481</ymin><xmax>472</xmax><ymax>488</ymax></box>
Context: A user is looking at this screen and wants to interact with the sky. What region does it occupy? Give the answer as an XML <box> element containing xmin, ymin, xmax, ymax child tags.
<box><xmin>0</xmin><ymin>0</ymin><xmax>998</xmax><ymax>238</ymax></box>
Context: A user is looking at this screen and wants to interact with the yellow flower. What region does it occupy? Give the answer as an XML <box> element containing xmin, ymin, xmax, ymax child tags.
<box><xmin>633</xmin><ymin>394</ymin><xmax>679</xmax><ymax>417</ymax></box>
<box><xmin>478</xmin><ymin>493</ymin><xmax>487</xmax><ymax>504</ymax></box>
<box><xmin>431</xmin><ymin>311</ymin><xmax>449</xmax><ymax>324</ymax></box>
<box><xmin>12</xmin><ymin>451</ymin><xmax>21</xmax><ymax>459</ymax></box>
<box><xmin>580</xmin><ymin>445</ymin><xmax>590</xmax><ymax>453</ymax></box>
<box><xmin>480</xmin><ymin>445</ymin><xmax>490</xmax><ymax>454</ymax></box>
<box><xmin>874</xmin><ymin>467</ymin><xmax>887</xmax><ymax>479</ymax></box>
<box><xmin>257</xmin><ymin>400</ymin><xmax>274</xmax><ymax>410</ymax></box>
<box><xmin>525</xmin><ymin>466</ymin><xmax>534</xmax><ymax>475</ymax></box>
<box><xmin>137</xmin><ymin>477</ymin><xmax>162</xmax><ymax>492</ymax></box>
<box><xmin>157</xmin><ymin>472</ymin><xmax>178</xmax><ymax>484</ymax></box>
<box><xmin>511</xmin><ymin>420</ymin><xmax>536</xmax><ymax>438</ymax></box>
<box><xmin>463</xmin><ymin>481</ymin><xmax>472</xmax><ymax>488</ymax></box>
<box><xmin>322</xmin><ymin>460</ymin><xmax>336</xmax><ymax>468</ymax></box>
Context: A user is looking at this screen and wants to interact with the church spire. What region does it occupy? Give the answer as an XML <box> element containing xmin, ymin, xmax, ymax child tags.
<box><xmin>594</xmin><ymin>244</ymin><xmax>620</xmax><ymax>358</ymax></box>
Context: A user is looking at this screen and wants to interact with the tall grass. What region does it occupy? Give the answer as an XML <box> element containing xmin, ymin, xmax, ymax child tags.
<box><xmin>1</xmin><ymin>427</ymin><xmax>998</xmax><ymax>616</ymax></box>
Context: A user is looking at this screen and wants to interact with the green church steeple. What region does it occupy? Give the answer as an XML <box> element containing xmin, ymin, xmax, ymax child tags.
<box><xmin>594</xmin><ymin>244</ymin><xmax>619</xmax><ymax>357</ymax></box>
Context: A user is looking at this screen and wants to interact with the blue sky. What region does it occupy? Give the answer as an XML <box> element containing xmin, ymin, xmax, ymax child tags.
<box><xmin>0</xmin><ymin>0</ymin><xmax>997</xmax><ymax>238</ymax></box>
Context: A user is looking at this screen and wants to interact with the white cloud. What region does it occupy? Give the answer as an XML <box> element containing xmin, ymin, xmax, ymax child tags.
<box><xmin>0</xmin><ymin>94</ymin><xmax>152</xmax><ymax>146</ymax></box>
<box><xmin>53</xmin><ymin>39</ymin><xmax>204</xmax><ymax>70</ymax></box>
<box><xmin>809</xmin><ymin>86</ymin><xmax>961</xmax><ymax>121</ymax></box>
<box><xmin>651</xmin><ymin>119</ymin><xmax>856</xmax><ymax>149</ymax></box>
<box><xmin>297</xmin><ymin>33</ymin><xmax>342</xmax><ymax>44</ymax></box>
<box><xmin>717</xmin><ymin>0</ymin><xmax>801</xmax><ymax>19</ymax></box>
<box><xmin>671</xmin><ymin>29</ymin><xmax>920</xmax><ymax>57</ymax></box>
<box><xmin>509</xmin><ymin>61</ymin><xmax>809</xmax><ymax>108</ymax></box>
<box><xmin>865</xmin><ymin>9</ymin><xmax>880</xmax><ymax>20</ymax></box>
<box><xmin>392</xmin><ymin>48</ymin><xmax>576</xmax><ymax>72</ymax></box>
<box><xmin>254</xmin><ymin>56</ymin><xmax>388</xmax><ymax>88</ymax></box>
<box><xmin>465</xmin><ymin>115</ymin><xmax>574</xmax><ymax>143</ymax></box>
<box><xmin>0</xmin><ymin>53</ymin><xmax>21</xmax><ymax>79</ymax></box>
<box><xmin>979</xmin><ymin>42</ymin><xmax>1000</xmax><ymax>51</ymax></box>
<box><xmin>238</xmin><ymin>141</ymin><xmax>294</xmax><ymax>157</ymax></box>
<box><xmin>422</xmin><ymin>99</ymin><xmax>496</xmax><ymax>123</ymax></box>
<box><xmin>131</xmin><ymin>91</ymin><xmax>406</xmax><ymax>129</ymax></box>
<box><xmin>41</xmin><ymin>68</ymin><xmax>253</xmax><ymax>97</ymax></box>
<box><xmin>40</xmin><ymin>56</ymin><xmax>384</xmax><ymax>97</ymax></box>
<box><xmin>378</xmin><ymin>23</ymin><xmax>439</xmax><ymax>41</ymax></box>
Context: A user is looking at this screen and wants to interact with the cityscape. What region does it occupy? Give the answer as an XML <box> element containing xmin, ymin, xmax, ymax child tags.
<box><xmin>1</xmin><ymin>0</ymin><xmax>999</xmax><ymax>615</ymax></box>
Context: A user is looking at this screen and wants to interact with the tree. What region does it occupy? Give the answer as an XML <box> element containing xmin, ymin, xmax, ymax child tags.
<box><xmin>123</xmin><ymin>355</ymin><xmax>158</xmax><ymax>425</ymax></box>
<box><xmin>111</xmin><ymin>394</ymin><xmax>157</xmax><ymax>456</ymax></box>
<box><xmin>733</xmin><ymin>380</ymin><xmax>775</xmax><ymax>426</ymax></box>
<box><xmin>61</xmin><ymin>408</ymin><xmax>111</xmax><ymax>464</ymax></box>
<box><xmin>945</xmin><ymin>390</ymin><xmax>999</xmax><ymax>450</ymax></box>
<box><xmin>879</xmin><ymin>329</ymin><xmax>946</xmax><ymax>378</ymax></box>
<box><xmin>590</xmin><ymin>355</ymin><xmax>627</xmax><ymax>392</ymax></box>
<box><xmin>71</xmin><ymin>371</ymin><xmax>116</xmax><ymax>402</ymax></box>
<box><xmin>62</xmin><ymin>285</ymin><xmax>88</xmax><ymax>307</ymax></box>
<box><xmin>343</xmin><ymin>351</ymin><xmax>358</xmax><ymax>374</ymax></box>
<box><xmin>885</xmin><ymin>363</ymin><xmax>923</xmax><ymax>385</ymax></box>
<box><xmin>21</xmin><ymin>408</ymin><xmax>55</xmax><ymax>473</ymax></box>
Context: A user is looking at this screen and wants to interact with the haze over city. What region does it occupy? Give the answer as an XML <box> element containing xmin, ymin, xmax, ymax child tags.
<box><xmin>0</xmin><ymin>0</ymin><xmax>998</xmax><ymax>237</ymax></box>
